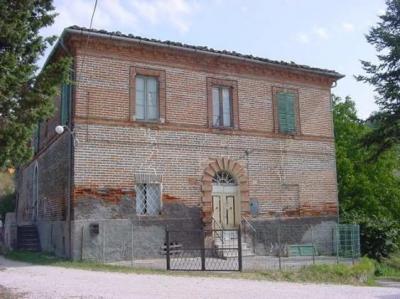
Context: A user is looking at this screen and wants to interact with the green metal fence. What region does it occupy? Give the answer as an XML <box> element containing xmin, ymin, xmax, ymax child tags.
<box><xmin>337</xmin><ymin>224</ymin><xmax>360</xmax><ymax>259</ymax></box>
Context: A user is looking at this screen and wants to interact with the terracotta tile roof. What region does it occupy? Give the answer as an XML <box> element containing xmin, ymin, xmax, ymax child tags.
<box><xmin>64</xmin><ymin>25</ymin><xmax>344</xmax><ymax>79</ymax></box>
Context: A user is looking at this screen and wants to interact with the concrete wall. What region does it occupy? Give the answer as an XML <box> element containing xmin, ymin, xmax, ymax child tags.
<box><xmin>70</xmin><ymin>219</ymin><xmax>201</xmax><ymax>261</ymax></box>
<box><xmin>36</xmin><ymin>220</ymin><xmax>68</xmax><ymax>257</ymax></box>
<box><xmin>250</xmin><ymin>216</ymin><xmax>338</xmax><ymax>256</ymax></box>
<box><xmin>4</xmin><ymin>212</ymin><xmax>17</xmax><ymax>251</ymax></box>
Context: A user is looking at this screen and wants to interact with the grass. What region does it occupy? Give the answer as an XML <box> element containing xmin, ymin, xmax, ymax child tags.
<box><xmin>4</xmin><ymin>251</ymin><xmax>377</xmax><ymax>286</ymax></box>
<box><xmin>375</xmin><ymin>252</ymin><xmax>400</xmax><ymax>281</ymax></box>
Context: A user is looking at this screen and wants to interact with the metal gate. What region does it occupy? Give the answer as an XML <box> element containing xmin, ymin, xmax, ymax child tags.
<box><xmin>165</xmin><ymin>228</ymin><xmax>242</xmax><ymax>271</ymax></box>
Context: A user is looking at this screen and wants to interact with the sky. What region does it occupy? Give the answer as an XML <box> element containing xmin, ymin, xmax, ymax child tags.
<box><xmin>41</xmin><ymin>0</ymin><xmax>387</xmax><ymax>119</ymax></box>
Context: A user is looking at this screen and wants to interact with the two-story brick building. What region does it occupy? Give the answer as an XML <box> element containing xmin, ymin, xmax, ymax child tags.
<box><xmin>16</xmin><ymin>26</ymin><xmax>343</xmax><ymax>260</ymax></box>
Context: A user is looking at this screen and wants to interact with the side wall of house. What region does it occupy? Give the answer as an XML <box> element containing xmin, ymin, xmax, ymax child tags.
<box><xmin>69</xmin><ymin>39</ymin><xmax>338</xmax><ymax>260</ymax></box>
<box><xmin>16</xmin><ymin>87</ymin><xmax>71</xmax><ymax>257</ymax></box>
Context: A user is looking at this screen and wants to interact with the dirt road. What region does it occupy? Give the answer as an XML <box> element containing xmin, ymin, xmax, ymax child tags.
<box><xmin>0</xmin><ymin>256</ymin><xmax>399</xmax><ymax>299</ymax></box>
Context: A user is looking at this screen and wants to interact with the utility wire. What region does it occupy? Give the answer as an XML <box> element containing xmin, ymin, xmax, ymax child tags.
<box><xmin>77</xmin><ymin>0</ymin><xmax>98</xmax><ymax>86</ymax></box>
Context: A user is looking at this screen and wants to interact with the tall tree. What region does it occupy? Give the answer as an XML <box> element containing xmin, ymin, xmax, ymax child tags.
<box><xmin>0</xmin><ymin>0</ymin><xmax>71</xmax><ymax>167</ymax></box>
<box><xmin>357</xmin><ymin>0</ymin><xmax>400</xmax><ymax>158</ymax></box>
<box><xmin>333</xmin><ymin>95</ymin><xmax>400</xmax><ymax>221</ymax></box>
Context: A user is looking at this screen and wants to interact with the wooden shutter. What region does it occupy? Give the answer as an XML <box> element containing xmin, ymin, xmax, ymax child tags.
<box><xmin>277</xmin><ymin>92</ymin><xmax>296</xmax><ymax>133</ymax></box>
<box><xmin>60</xmin><ymin>83</ymin><xmax>70</xmax><ymax>125</ymax></box>
<box><xmin>285</xmin><ymin>93</ymin><xmax>296</xmax><ymax>133</ymax></box>
<box><xmin>277</xmin><ymin>93</ymin><xmax>288</xmax><ymax>133</ymax></box>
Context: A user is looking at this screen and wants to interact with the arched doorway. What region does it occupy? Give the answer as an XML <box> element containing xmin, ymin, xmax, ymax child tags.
<box><xmin>201</xmin><ymin>157</ymin><xmax>249</xmax><ymax>228</ymax></box>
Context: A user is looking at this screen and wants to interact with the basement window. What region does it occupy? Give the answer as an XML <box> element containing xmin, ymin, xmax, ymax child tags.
<box><xmin>135</xmin><ymin>183</ymin><xmax>161</xmax><ymax>216</ymax></box>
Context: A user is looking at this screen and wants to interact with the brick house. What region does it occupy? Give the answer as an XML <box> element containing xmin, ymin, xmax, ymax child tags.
<box><xmin>16</xmin><ymin>26</ymin><xmax>343</xmax><ymax>259</ymax></box>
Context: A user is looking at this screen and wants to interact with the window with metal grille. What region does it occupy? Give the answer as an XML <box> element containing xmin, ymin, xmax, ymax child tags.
<box><xmin>135</xmin><ymin>183</ymin><xmax>161</xmax><ymax>216</ymax></box>
<box><xmin>136</xmin><ymin>76</ymin><xmax>159</xmax><ymax>121</ymax></box>
<box><xmin>277</xmin><ymin>92</ymin><xmax>296</xmax><ymax>134</ymax></box>
<box><xmin>212</xmin><ymin>86</ymin><xmax>232</xmax><ymax>128</ymax></box>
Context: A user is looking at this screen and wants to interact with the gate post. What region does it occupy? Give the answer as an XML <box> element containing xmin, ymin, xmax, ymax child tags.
<box><xmin>166</xmin><ymin>229</ymin><xmax>170</xmax><ymax>270</ymax></box>
<box><xmin>201</xmin><ymin>230</ymin><xmax>206</xmax><ymax>271</ymax></box>
<box><xmin>238</xmin><ymin>227</ymin><xmax>243</xmax><ymax>271</ymax></box>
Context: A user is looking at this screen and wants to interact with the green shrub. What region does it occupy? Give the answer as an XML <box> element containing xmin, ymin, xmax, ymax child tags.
<box><xmin>344</xmin><ymin>214</ymin><xmax>400</xmax><ymax>260</ymax></box>
<box><xmin>0</xmin><ymin>192</ymin><xmax>15</xmax><ymax>221</ymax></box>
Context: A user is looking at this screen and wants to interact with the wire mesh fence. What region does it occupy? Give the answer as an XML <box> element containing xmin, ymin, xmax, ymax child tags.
<box><xmin>242</xmin><ymin>223</ymin><xmax>360</xmax><ymax>271</ymax></box>
<box><xmin>76</xmin><ymin>220</ymin><xmax>360</xmax><ymax>272</ymax></box>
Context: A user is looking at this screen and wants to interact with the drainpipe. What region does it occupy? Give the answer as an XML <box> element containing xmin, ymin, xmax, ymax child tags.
<box><xmin>330</xmin><ymin>81</ymin><xmax>340</xmax><ymax>225</ymax></box>
<box><xmin>67</xmin><ymin>65</ymin><xmax>76</xmax><ymax>260</ymax></box>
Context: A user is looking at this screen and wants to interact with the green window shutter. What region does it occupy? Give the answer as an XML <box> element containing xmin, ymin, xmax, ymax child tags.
<box><xmin>277</xmin><ymin>92</ymin><xmax>296</xmax><ymax>134</ymax></box>
<box><xmin>285</xmin><ymin>93</ymin><xmax>296</xmax><ymax>133</ymax></box>
<box><xmin>277</xmin><ymin>93</ymin><xmax>288</xmax><ymax>133</ymax></box>
<box><xmin>34</xmin><ymin>123</ymin><xmax>40</xmax><ymax>153</ymax></box>
<box><xmin>61</xmin><ymin>83</ymin><xmax>70</xmax><ymax>125</ymax></box>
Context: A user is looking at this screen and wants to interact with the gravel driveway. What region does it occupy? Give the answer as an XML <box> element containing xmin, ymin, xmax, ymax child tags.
<box><xmin>0</xmin><ymin>256</ymin><xmax>399</xmax><ymax>299</ymax></box>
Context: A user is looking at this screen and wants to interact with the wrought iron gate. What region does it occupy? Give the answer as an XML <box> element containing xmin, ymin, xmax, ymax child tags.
<box><xmin>165</xmin><ymin>228</ymin><xmax>242</xmax><ymax>271</ymax></box>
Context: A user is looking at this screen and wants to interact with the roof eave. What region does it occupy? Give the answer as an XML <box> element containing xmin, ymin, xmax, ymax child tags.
<box><xmin>63</xmin><ymin>27</ymin><xmax>344</xmax><ymax>81</ymax></box>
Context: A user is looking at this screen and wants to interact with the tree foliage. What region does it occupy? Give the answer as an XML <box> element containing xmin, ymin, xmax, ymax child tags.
<box><xmin>0</xmin><ymin>0</ymin><xmax>71</xmax><ymax>167</ymax></box>
<box><xmin>334</xmin><ymin>95</ymin><xmax>400</xmax><ymax>258</ymax></box>
<box><xmin>356</xmin><ymin>0</ymin><xmax>400</xmax><ymax>158</ymax></box>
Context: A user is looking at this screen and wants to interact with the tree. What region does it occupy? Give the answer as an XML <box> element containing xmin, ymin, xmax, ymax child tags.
<box><xmin>333</xmin><ymin>95</ymin><xmax>400</xmax><ymax>258</ymax></box>
<box><xmin>0</xmin><ymin>0</ymin><xmax>71</xmax><ymax>168</ymax></box>
<box><xmin>356</xmin><ymin>0</ymin><xmax>400</xmax><ymax>158</ymax></box>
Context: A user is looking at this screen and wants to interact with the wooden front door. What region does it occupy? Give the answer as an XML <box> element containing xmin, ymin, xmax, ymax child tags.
<box><xmin>212</xmin><ymin>186</ymin><xmax>238</xmax><ymax>228</ymax></box>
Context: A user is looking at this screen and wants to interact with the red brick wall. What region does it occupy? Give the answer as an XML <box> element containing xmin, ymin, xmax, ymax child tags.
<box><xmin>70</xmin><ymin>37</ymin><xmax>338</xmax><ymax>220</ymax></box>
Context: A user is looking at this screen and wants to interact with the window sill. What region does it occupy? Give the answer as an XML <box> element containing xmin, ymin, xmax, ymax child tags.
<box><xmin>211</xmin><ymin>126</ymin><xmax>236</xmax><ymax>131</ymax></box>
<box><xmin>134</xmin><ymin>119</ymin><xmax>162</xmax><ymax>123</ymax></box>
<box><xmin>277</xmin><ymin>131</ymin><xmax>300</xmax><ymax>138</ymax></box>
<box><xmin>136</xmin><ymin>214</ymin><xmax>162</xmax><ymax>218</ymax></box>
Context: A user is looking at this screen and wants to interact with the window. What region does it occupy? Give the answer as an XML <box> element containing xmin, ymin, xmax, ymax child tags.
<box><xmin>212</xmin><ymin>170</ymin><xmax>237</xmax><ymax>186</ymax></box>
<box><xmin>60</xmin><ymin>82</ymin><xmax>71</xmax><ymax>126</ymax></box>
<box><xmin>130</xmin><ymin>66</ymin><xmax>166</xmax><ymax>123</ymax></box>
<box><xmin>135</xmin><ymin>76</ymin><xmax>159</xmax><ymax>121</ymax></box>
<box><xmin>275</xmin><ymin>91</ymin><xmax>298</xmax><ymax>134</ymax></box>
<box><xmin>212</xmin><ymin>87</ymin><xmax>232</xmax><ymax>127</ymax></box>
<box><xmin>207</xmin><ymin>77</ymin><xmax>238</xmax><ymax>129</ymax></box>
<box><xmin>135</xmin><ymin>183</ymin><xmax>161</xmax><ymax>216</ymax></box>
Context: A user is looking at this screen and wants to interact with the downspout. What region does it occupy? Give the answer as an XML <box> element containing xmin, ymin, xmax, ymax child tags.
<box><xmin>330</xmin><ymin>80</ymin><xmax>340</xmax><ymax>224</ymax></box>
<box><xmin>67</xmin><ymin>60</ymin><xmax>75</xmax><ymax>260</ymax></box>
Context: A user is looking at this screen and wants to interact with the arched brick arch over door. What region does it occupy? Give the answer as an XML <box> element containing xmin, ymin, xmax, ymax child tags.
<box><xmin>201</xmin><ymin>157</ymin><xmax>250</xmax><ymax>227</ymax></box>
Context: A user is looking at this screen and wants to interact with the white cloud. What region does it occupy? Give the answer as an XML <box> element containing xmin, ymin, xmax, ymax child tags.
<box><xmin>341</xmin><ymin>22</ymin><xmax>355</xmax><ymax>32</ymax></box>
<box><xmin>377</xmin><ymin>8</ymin><xmax>386</xmax><ymax>16</ymax></box>
<box><xmin>40</xmin><ymin>0</ymin><xmax>138</xmax><ymax>37</ymax></box>
<box><xmin>131</xmin><ymin>0</ymin><xmax>198</xmax><ymax>33</ymax></box>
<box><xmin>41</xmin><ymin>0</ymin><xmax>197</xmax><ymax>38</ymax></box>
<box><xmin>296</xmin><ymin>33</ymin><xmax>310</xmax><ymax>44</ymax></box>
<box><xmin>314</xmin><ymin>27</ymin><xmax>329</xmax><ymax>40</ymax></box>
<box><xmin>240</xmin><ymin>5</ymin><xmax>248</xmax><ymax>13</ymax></box>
